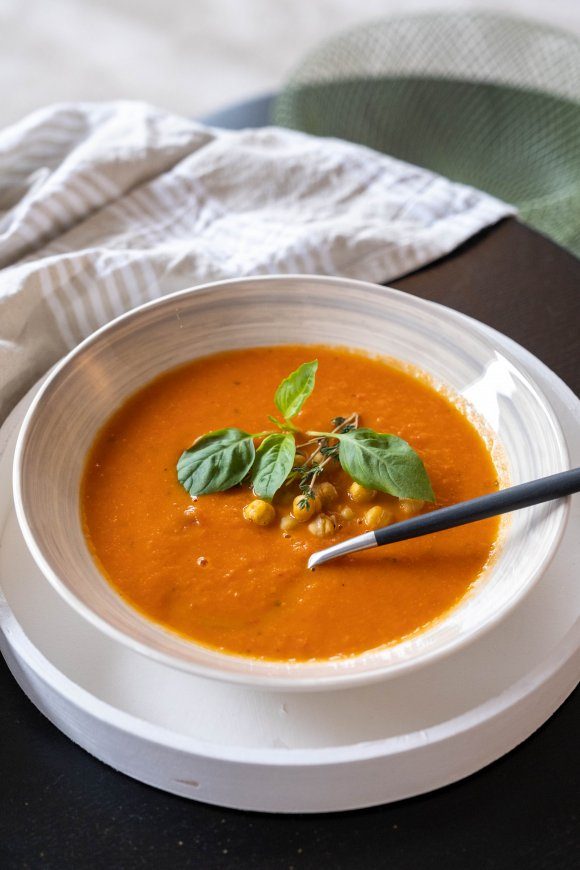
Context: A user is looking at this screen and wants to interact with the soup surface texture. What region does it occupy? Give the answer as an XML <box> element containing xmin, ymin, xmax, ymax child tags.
<box><xmin>82</xmin><ymin>345</ymin><xmax>500</xmax><ymax>661</ymax></box>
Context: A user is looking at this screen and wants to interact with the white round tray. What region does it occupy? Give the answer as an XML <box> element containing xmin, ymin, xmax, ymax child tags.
<box><xmin>0</xmin><ymin>317</ymin><xmax>578</xmax><ymax>814</ymax></box>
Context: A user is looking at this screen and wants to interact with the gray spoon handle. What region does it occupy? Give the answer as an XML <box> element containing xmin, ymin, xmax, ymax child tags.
<box><xmin>308</xmin><ymin>468</ymin><xmax>580</xmax><ymax>569</ymax></box>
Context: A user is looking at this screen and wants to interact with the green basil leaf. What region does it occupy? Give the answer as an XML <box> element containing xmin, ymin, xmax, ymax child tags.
<box><xmin>177</xmin><ymin>428</ymin><xmax>255</xmax><ymax>496</ymax></box>
<box><xmin>337</xmin><ymin>428</ymin><xmax>435</xmax><ymax>501</ymax></box>
<box><xmin>251</xmin><ymin>433</ymin><xmax>296</xmax><ymax>500</ymax></box>
<box><xmin>274</xmin><ymin>360</ymin><xmax>318</xmax><ymax>420</ymax></box>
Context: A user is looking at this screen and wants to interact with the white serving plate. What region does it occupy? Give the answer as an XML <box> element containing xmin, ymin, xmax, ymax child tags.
<box><xmin>0</xmin><ymin>306</ymin><xmax>578</xmax><ymax>813</ymax></box>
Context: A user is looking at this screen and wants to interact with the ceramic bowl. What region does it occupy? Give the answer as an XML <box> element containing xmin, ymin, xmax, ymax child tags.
<box><xmin>13</xmin><ymin>276</ymin><xmax>570</xmax><ymax>690</ymax></box>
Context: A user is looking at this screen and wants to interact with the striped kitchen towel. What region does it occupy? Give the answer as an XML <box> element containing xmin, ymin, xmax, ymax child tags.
<box><xmin>0</xmin><ymin>101</ymin><xmax>514</xmax><ymax>420</ymax></box>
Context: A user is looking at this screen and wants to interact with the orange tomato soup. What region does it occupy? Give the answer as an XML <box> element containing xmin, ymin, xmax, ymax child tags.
<box><xmin>81</xmin><ymin>345</ymin><xmax>500</xmax><ymax>661</ymax></box>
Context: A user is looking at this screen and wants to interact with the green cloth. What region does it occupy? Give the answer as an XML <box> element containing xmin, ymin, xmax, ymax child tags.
<box><xmin>274</xmin><ymin>14</ymin><xmax>580</xmax><ymax>256</ymax></box>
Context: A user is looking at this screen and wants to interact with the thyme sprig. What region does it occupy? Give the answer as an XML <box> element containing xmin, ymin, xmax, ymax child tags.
<box><xmin>296</xmin><ymin>412</ymin><xmax>359</xmax><ymax>509</ymax></box>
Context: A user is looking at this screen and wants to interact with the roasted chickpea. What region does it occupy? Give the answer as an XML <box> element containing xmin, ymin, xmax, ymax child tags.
<box><xmin>398</xmin><ymin>498</ymin><xmax>425</xmax><ymax>517</ymax></box>
<box><xmin>349</xmin><ymin>481</ymin><xmax>376</xmax><ymax>503</ymax></box>
<box><xmin>308</xmin><ymin>513</ymin><xmax>337</xmax><ymax>537</ymax></box>
<box><xmin>292</xmin><ymin>493</ymin><xmax>321</xmax><ymax>522</ymax></box>
<box><xmin>314</xmin><ymin>481</ymin><xmax>338</xmax><ymax>507</ymax></box>
<box><xmin>243</xmin><ymin>499</ymin><xmax>275</xmax><ymax>526</ymax></box>
<box><xmin>280</xmin><ymin>514</ymin><xmax>299</xmax><ymax>532</ymax></box>
<box><xmin>364</xmin><ymin>505</ymin><xmax>393</xmax><ymax>530</ymax></box>
<box><xmin>293</xmin><ymin>452</ymin><xmax>307</xmax><ymax>467</ymax></box>
<box><xmin>340</xmin><ymin>505</ymin><xmax>355</xmax><ymax>521</ymax></box>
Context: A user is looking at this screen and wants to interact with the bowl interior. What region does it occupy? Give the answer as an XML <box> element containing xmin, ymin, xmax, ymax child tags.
<box><xmin>13</xmin><ymin>276</ymin><xmax>569</xmax><ymax>689</ymax></box>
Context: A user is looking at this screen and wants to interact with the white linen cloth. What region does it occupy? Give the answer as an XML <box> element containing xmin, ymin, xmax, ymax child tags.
<box><xmin>0</xmin><ymin>101</ymin><xmax>514</xmax><ymax>421</ymax></box>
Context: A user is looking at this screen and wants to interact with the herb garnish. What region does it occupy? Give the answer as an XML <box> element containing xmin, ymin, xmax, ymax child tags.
<box><xmin>251</xmin><ymin>432</ymin><xmax>296</xmax><ymax>500</ymax></box>
<box><xmin>274</xmin><ymin>359</ymin><xmax>318</xmax><ymax>422</ymax></box>
<box><xmin>177</xmin><ymin>359</ymin><xmax>434</xmax><ymax>503</ymax></box>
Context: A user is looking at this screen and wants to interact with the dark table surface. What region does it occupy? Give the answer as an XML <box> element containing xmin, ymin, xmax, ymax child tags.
<box><xmin>1</xmin><ymin>96</ymin><xmax>578</xmax><ymax>870</ymax></box>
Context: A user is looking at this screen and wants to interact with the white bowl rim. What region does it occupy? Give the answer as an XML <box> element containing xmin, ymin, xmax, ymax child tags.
<box><xmin>12</xmin><ymin>274</ymin><xmax>571</xmax><ymax>691</ymax></box>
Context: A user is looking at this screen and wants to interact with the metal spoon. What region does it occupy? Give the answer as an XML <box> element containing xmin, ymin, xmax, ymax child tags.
<box><xmin>307</xmin><ymin>468</ymin><xmax>580</xmax><ymax>570</ymax></box>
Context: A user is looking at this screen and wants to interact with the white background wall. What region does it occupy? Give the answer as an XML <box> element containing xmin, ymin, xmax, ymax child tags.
<box><xmin>1</xmin><ymin>0</ymin><xmax>579</xmax><ymax>128</ymax></box>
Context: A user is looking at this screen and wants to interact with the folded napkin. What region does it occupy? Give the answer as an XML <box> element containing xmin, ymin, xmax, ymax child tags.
<box><xmin>0</xmin><ymin>101</ymin><xmax>514</xmax><ymax>421</ymax></box>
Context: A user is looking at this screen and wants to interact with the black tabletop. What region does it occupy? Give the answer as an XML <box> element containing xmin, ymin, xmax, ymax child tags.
<box><xmin>1</xmin><ymin>96</ymin><xmax>578</xmax><ymax>870</ymax></box>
